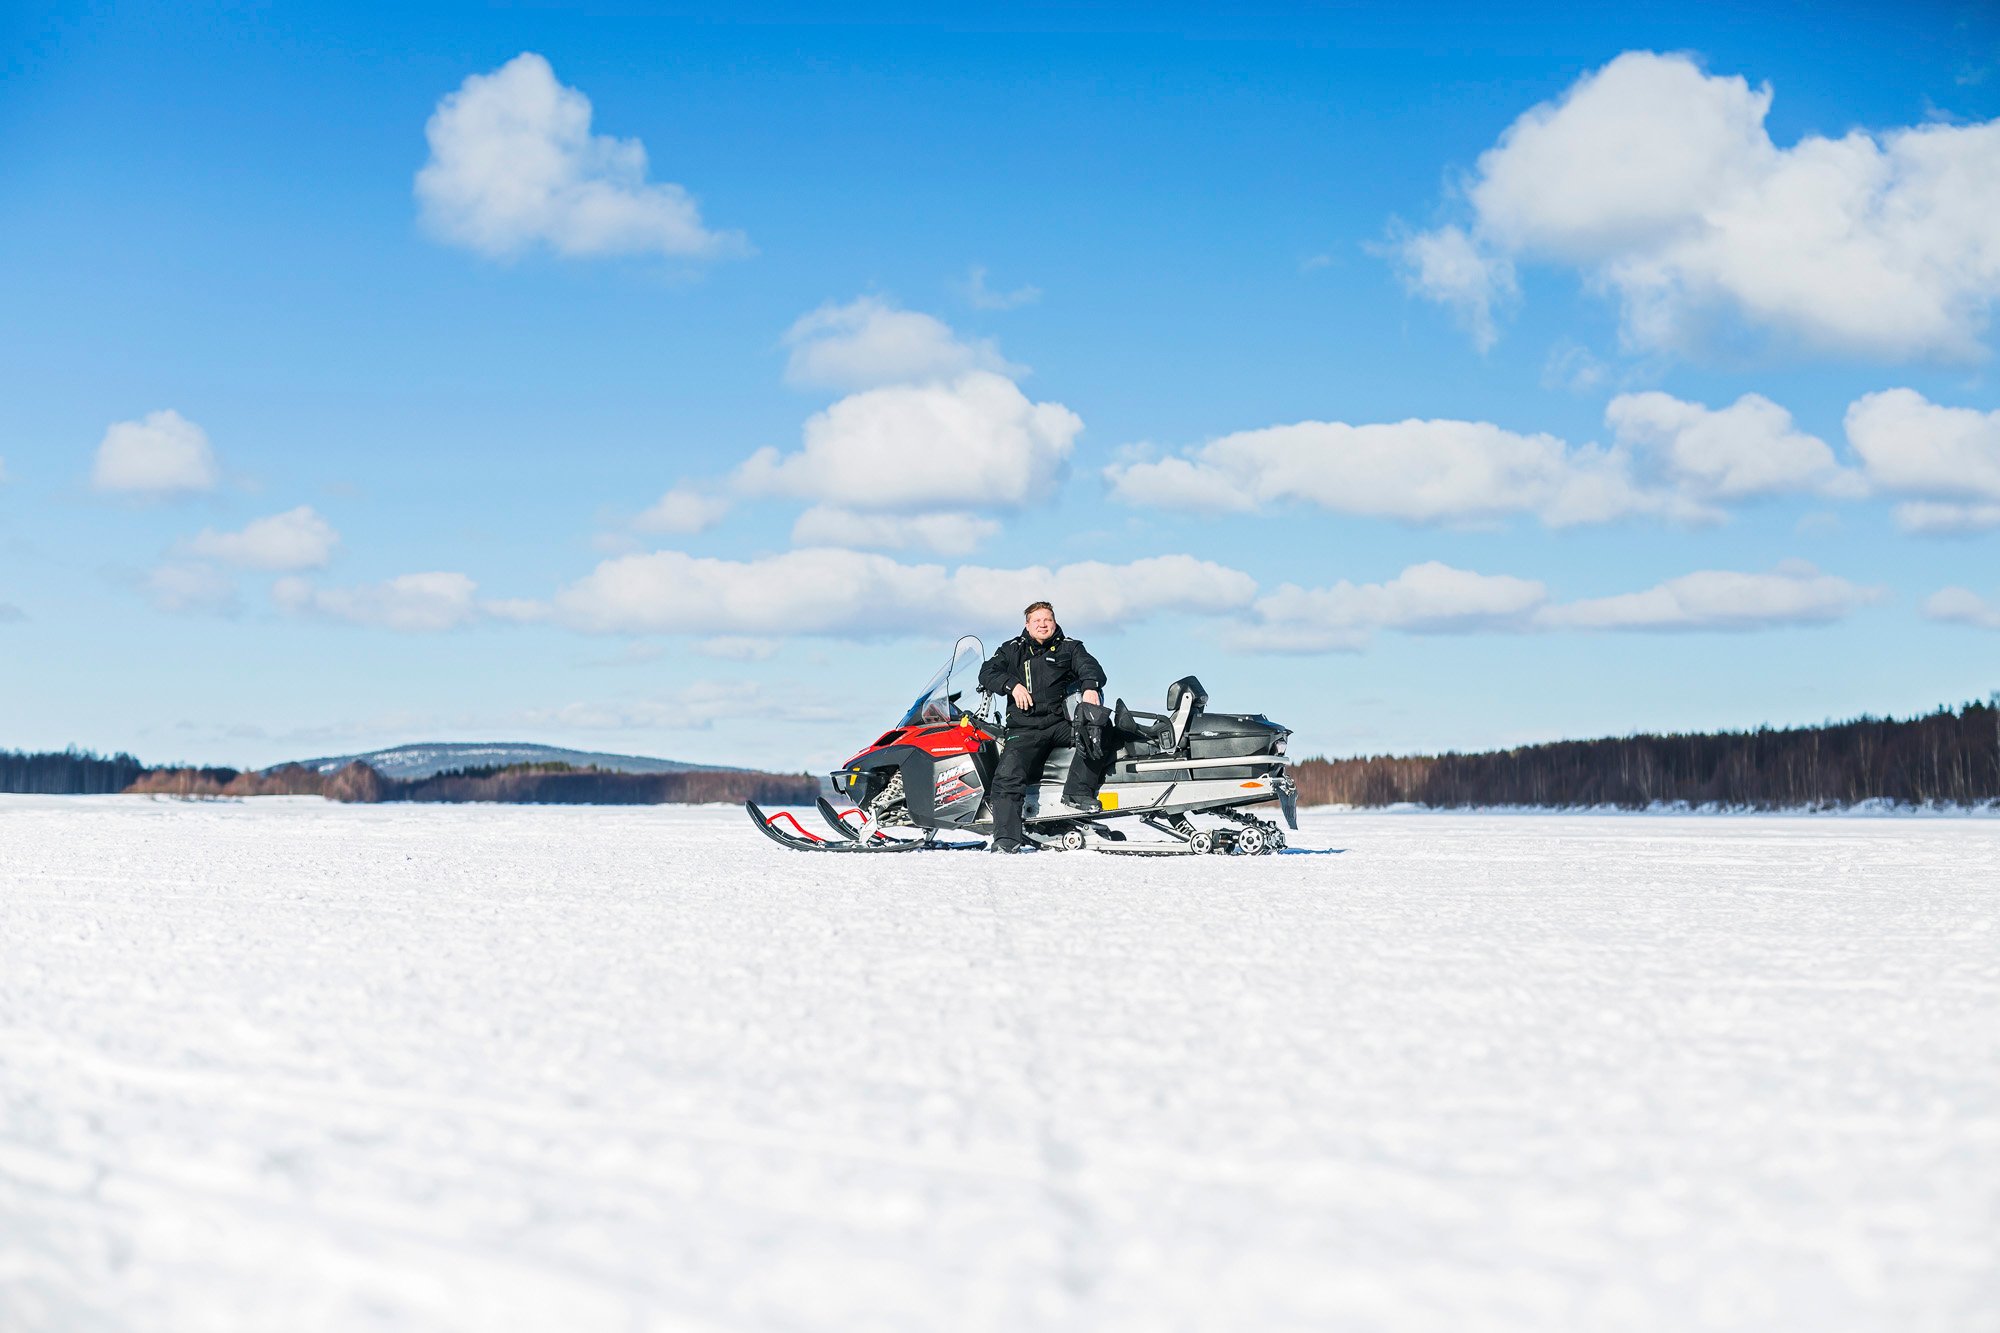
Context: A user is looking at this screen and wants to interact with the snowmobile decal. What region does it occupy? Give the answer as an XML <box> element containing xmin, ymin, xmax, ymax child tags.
<box><xmin>930</xmin><ymin>756</ymin><xmax>981</xmax><ymax>817</ymax></box>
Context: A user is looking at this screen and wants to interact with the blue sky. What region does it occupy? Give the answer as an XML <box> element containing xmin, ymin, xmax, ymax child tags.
<box><xmin>3</xmin><ymin>1</ymin><xmax>1998</xmax><ymax>771</ymax></box>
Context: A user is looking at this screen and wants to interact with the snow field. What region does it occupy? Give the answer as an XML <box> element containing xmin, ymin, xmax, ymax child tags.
<box><xmin>2</xmin><ymin>796</ymin><xmax>1996</xmax><ymax>1331</ymax></box>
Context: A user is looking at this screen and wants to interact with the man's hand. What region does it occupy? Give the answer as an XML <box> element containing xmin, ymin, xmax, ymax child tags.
<box><xmin>1011</xmin><ymin>683</ymin><xmax>1033</xmax><ymax>712</ymax></box>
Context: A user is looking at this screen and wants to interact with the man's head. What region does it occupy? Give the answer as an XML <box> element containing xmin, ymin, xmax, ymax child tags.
<box><xmin>1023</xmin><ymin>601</ymin><xmax>1056</xmax><ymax>643</ymax></box>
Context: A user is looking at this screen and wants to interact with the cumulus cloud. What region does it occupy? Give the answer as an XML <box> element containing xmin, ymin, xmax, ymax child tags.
<box><xmin>145</xmin><ymin>563</ymin><xmax>238</xmax><ymax>616</ymax></box>
<box><xmin>1892</xmin><ymin>501</ymin><xmax>2000</xmax><ymax>535</ymax></box>
<box><xmin>1606</xmin><ymin>391</ymin><xmax>1856</xmax><ymax>500</ymax></box>
<box><xmin>553</xmin><ymin>548</ymin><xmax>1256</xmax><ymax>638</ymax></box>
<box><xmin>272</xmin><ymin>572</ymin><xmax>536</xmax><ymax>633</ymax></box>
<box><xmin>186</xmin><ymin>506</ymin><xmax>339</xmax><ymax>571</ymax></box>
<box><xmin>1397</xmin><ymin>51</ymin><xmax>2000</xmax><ymax>358</ymax></box>
<box><xmin>91</xmin><ymin>410</ymin><xmax>218</xmax><ymax>495</ymax></box>
<box><xmin>1105</xmin><ymin>415</ymin><xmax>1676</xmax><ymax>527</ymax></box>
<box><xmin>790</xmin><ymin>506</ymin><xmax>1000</xmax><ymax>556</ymax></box>
<box><xmin>1845</xmin><ymin>389</ymin><xmax>2000</xmax><ymax>526</ymax></box>
<box><xmin>959</xmin><ymin>264</ymin><xmax>1042</xmax><ymax>311</ymax></box>
<box><xmin>1923</xmin><ymin>587</ymin><xmax>2000</xmax><ymax>630</ymax></box>
<box><xmin>1243</xmin><ymin>562</ymin><xmax>1550</xmax><ymax>653</ymax></box>
<box><xmin>717</xmin><ymin>298</ymin><xmax>1069</xmax><ymax>554</ymax></box>
<box><xmin>416</xmin><ymin>52</ymin><xmax>744</xmax><ymax>261</ymax></box>
<box><xmin>782</xmin><ymin>296</ymin><xmax>1015</xmax><ymax>390</ymax></box>
<box><xmin>1386</xmin><ymin>224</ymin><xmax>1517</xmax><ymax>352</ymax></box>
<box><xmin>1240</xmin><ymin>560</ymin><xmax>1875</xmax><ymax>652</ymax></box>
<box><xmin>1536</xmin><ymin>562</ymin><xmax>1877</xmax><ymax>632</ymax></box>
<box><xmin>1109</xmin><ymin>391</ymin><xmax>1874</xmax><ymax>528</ymax></box>
<box><xmin>635</xmin><ymin>486</ymin><xmax>730</xmax><ymax>535</ymax></box>
<box><xmin>739</xmin><ymin>371</ymin><xmax>1082</xmax><ymax>515</ymax></box>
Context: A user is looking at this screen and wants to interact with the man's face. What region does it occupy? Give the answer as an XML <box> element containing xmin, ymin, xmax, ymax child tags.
<box><xmin>1025</xmin><ymin>607</ymin><xmax>1056</xmax><ymax>642</ymax></box>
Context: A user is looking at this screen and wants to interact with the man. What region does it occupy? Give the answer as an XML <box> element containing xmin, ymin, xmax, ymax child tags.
<box><xmin>977</xmin><ymin>601</ymin><xmax>1108</xmax><ymax>853</ymax></box>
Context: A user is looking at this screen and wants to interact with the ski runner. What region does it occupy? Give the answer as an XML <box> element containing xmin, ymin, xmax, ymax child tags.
<box><xmin>977</xmin><ymin>601</ymin><xmax>1109</xmax><ymax>853</ymax></box>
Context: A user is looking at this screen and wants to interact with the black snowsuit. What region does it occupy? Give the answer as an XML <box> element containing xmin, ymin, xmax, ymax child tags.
<box><xmin>977</xmin><ymin>627</ymin><xmax>1108</xmax><ymax>847</ymax></box>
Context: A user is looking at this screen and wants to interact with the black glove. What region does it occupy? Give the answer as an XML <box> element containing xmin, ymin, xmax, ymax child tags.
<box><xmin>1074</xmin><ymin>700</ymin><xmax>1113</xmax><ymax>764</ymax></box>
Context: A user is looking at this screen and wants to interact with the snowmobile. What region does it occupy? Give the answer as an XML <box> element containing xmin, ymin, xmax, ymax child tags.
<box><xmin>747</xmin><ymin>635</ymin><xmax>1299</xmax><ymax>855</ymax></box>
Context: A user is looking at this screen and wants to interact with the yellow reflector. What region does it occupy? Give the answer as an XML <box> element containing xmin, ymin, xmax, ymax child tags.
<box><xmin>1099</xmin><ymin>791</ymin><xmax>1119</xmax><ymax>810</ymax></box>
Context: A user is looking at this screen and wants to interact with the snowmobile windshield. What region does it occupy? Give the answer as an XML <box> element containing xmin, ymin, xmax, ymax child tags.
<box><xmin>897</xmin><ymin>635</ymin><xmax>985</xmax><ymax>727</ymax></box>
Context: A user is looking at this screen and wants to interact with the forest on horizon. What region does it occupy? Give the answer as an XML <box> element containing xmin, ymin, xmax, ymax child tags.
<box><xmin>1288</xmin><ymin>698</ymin><xmax>1998</xmax><ymax>810</ymax></box>
<box><xmin>4</xmin><ymin>697</ymin><xmax>1996</xmax><ymax>810</ymax></box>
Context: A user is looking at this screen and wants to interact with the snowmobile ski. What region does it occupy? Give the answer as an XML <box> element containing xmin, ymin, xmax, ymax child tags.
<box><xmin>746</xmin><ymin>802</ymin><xmax>980</xmax><ymax>853</ymax></box>
<box><xmin>816</xmin><ymin>795</ymin><xmax>869</xmax><ymax>842</ymax></box>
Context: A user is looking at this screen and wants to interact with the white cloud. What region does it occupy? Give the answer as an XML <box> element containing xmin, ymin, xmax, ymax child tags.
<box><xmin>635</xmin><ymin>486</ymin><xmax>730</xmax><ymax>535</ymax></box>
<box><xmin>1923</xmin><ymin>587</ymin><xmax>2000</xmax><ymax>630</ymax></box>
<box><xmin>1387</xmin><ymin>224</ymin><xmax>1517</xmax><ymax>352</ymax></box>
<box><xmin>739</xmin><ymin>371</ymin><xmax>1082</xmax><ymax>515</ymax></box>
<box><xmin>1606</xmin><ymin>391</ymin><xmax>1855</xmax><ymax>500</ymax></box>
<box><xmin>1536</xmin><ymin>562</ymin><xmax>1876</xmax><ymax>631</ymax></box>
<box><xmin>1398</xmin><ymin>51</ymin><xmax>2000</xmax><ymax>358</ymax></box>
<box><xmin>1892</xmin><ymin>501</ymin><xmax>2000</xmax><ymax>535</ymax></box>
<box><xmin>1239</xmin><ymin>559</ymin><xmax>1876</xmax><ymax>652</ymax></box>
<box><xmin>1243</xmin><ymin>562</ymin><xmax>1550</xmax><ymax>653</ymax></box>
<box><xmin>1541</xmin><ymin>341</ymin><xmax>1608</xmax><ymax>394</ymax></box>
<box><xmin>186</xmin><ymin>505</ymin><xmax>339</xmax><ymax>571</ymax></box>
<box><xmin>146</xmin><ymin>563</ymin><xmax>238</xmax><ymax>615</ymax></box>
<box><xmin>960</xmin><ymin>264</ymin><xmax>1042</xmax><ymax>311</ymax></box>
<box><xmin>274</xmin><ymin>572</ymin><xmax>509</xmax><ymax>633</ymax></box>
<box><xmin>416</xmin><ymin>52</ymin><xmax>744</xmax><ymax>261</ymax></box>
<box><xmin>1105</xmin><ymin>415</ymin><xmax>1677</xmax><ymax>527</ymax></box>
<box><xmin>91</xmin><ymin>410</ymin><xmax>218</xmax><ymax>495</ymax></box>
<box><xmin>1109</xmin><ymin>392</ymin><xmax>1874</xmax><ymax>528</ymax></box>
<box><xmin>790</xmin><ymin>506</ymin><xmax>1000</xmax><ymax>556</ymax></box>
<box><xmin>553</xmin><ymin>548</ymin><xmax>1256</xmax><ymax>638</ymax></box>
<box><xmin>782</xmin><ymin>296</ymin><xmax>1014</xmax><ymax>390</ymax></box>
<box><xmin>1846</xmin><ymin>388</ymin><xmax>2000</xmax><ymax>505</ymax></box>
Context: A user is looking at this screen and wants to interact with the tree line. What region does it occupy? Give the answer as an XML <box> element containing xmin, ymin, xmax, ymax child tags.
<box><xmin>1288</xmin><ymin>698</ymin><xmax>2000</xmax><ymax>810</ymax></box>
<box><xmin>12</xmin><ymin>699</ymin><xmax>1997</xmax><ymax>810</ymax></box>
<box><xmin>8</xmin><ymin>751</ymin><xmax>818</xmax><ymax>806</ymax></box>
<box><xmin>0</xmin><ymin>747</ymin><xmax>147</xmax><ymax>794</ymax></box>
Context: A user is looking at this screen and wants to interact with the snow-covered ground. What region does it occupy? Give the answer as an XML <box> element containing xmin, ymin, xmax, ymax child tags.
<box><xmin>3</xmin><ymin>796</ymin><xmax>1995</xmax><ymax>1332</ymax></box>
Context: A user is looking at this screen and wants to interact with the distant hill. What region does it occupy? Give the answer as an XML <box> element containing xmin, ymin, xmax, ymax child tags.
<box><xmin>275</xmin><ymin>742</ymin><xmax>738</xmax><ymax>781</ymax></box>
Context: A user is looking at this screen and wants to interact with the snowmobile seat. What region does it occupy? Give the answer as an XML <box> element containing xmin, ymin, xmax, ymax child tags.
<box><xmin>1112</xmin><ymin>699</ymin><xmax>1173</xmax><ymax>758</ymax></box>
<box><xmin>1164</xmin><ymin>676</ymin><xmax>1208</xmax><ymax>752</ymax></box>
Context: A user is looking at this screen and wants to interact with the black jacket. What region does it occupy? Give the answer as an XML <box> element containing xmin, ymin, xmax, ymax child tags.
<box><xmin>978</xmin><ymin>626</ymin><xmax>1106</xmax><ymax>731</ymax></box>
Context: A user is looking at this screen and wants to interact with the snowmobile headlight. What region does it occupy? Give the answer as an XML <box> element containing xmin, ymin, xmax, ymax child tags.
<box><xmin>1273</xmin><ymin>738</ymin><xmax>1286</xmax><ymax>754</ymax></box>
